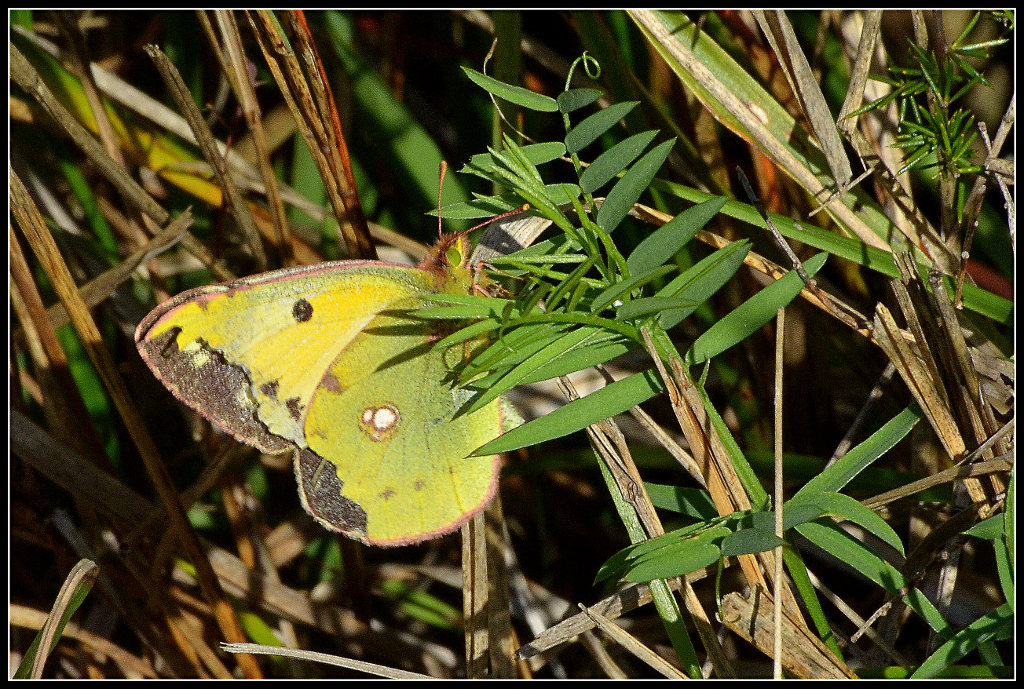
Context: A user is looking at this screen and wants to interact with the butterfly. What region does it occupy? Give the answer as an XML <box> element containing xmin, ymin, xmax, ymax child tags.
<box><xmin>136</xmin><ymin>233</ymin><xmax>510</xmax><ymax>546</ymax></box>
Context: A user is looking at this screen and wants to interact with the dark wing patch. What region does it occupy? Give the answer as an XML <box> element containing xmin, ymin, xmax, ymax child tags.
<box><xmin>295</xmin><ymin>447</ymin><xmax>368</xmax><ymax>539</ymax></box>
<box><xmin>138</xmin><ymin>329</ymin><xmax>290</xmax><ymax>455</ymax></box>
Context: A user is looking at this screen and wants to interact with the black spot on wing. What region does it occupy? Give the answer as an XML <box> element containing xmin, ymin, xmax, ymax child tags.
<box><xmin>292</xmin><ymin>298</ymin><xmax>313</xmax><ymax>323</ymax></box>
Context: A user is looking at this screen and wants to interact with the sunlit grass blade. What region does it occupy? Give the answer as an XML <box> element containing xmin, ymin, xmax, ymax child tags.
<box><xmin>795</xmin><ymin>520</ymin><xmax>909</xmax><ymax>595</ymax></box>
<box><xmin>464</xmin><ymin>324</ymin><xmax>631</xmax><ymax>413</ymax></box>
<box><xmin>464</xmin><ymin>142</ymin><xmax>567</xmax><ymax>174</ymax></box>
<box><xmin>911</xmin><ymin>603</ymin><xmax>1013</xmax><ymax>679</ymax></box>
<box><xmin>652</xmin><ymin>240</ymin><xmax>750</xmax><ymax>329</ymax></box>
<box><xmin>791</xmin><ymin>405</ymin><xmax>922</xmax><ymax>502</ymax></box>
<box><xmin>652</xmin><ymin>180</ymin><xmax>1012</xmax><ymax>326</ymax></box>
<box><xmin>591</xmin><ymin>265</ymin><xmax>676</xmax><ymax>314</ymax></box>
<box><xmin>462</xmin><ymin>322</ymin><xmax>573</xmax><ymax>379</ymax></box>
<box><xmin>788</xmin><ymin>491</ymin><xmax>905</xmax><ymax>556</ymax></box>
<box><xmin>414</xmin><ymin>292</ymin><xmax>517</xmax><ymax>319</ymax></box>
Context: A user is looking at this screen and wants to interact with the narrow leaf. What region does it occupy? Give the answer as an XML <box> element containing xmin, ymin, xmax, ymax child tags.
<box><xmin>465</xmin><ymin>142</ymin><xmax>567</xmax><ymax>174</ymax></box>
<box><xmin>564</xmin><ymin>101</ymin><xmax>639</xmax><ymax>154</ymax></box>
<box><xmin>789</xmin><ymin>492</ymin><xmax>905</xmax><ymax>555</ymax></box>
<box><xmin>626</xmin><ymin>196</ymin><xmax>728</xmax><ymax>275</ymax></box>
<box><xmin>911</xmin><ymin>603</ymin><xmax>1014</xmax><ymax>679</ymax></box>
<box><xmin>685</xmin><ymin>251</ymin><xmax>827</xmax><ymax>364</ymax></box>
<box><xmin>796</xmin><ymin>520</ymin><xmax>908</xmax><ymax>595</ymax></box>
<box><xmin>719</xmin><ymin>528</ymin><xmax>784</xmax><ymax>557</ymax></box>
<box><xmin>462</xmin><ymin>67</ymin><xmax>559</xmax><ymax>111</ymax></box>
<box><xmin>596</xmin><ymin>139</ymin><xmax>675</xmax><ymax>234</ymax></box>
<box><xmin>557</xmin><ymin>87</ymin><xmax>603</xmax><ymax>113</ymax></box>
<box><xmin>580</xmin><ymin>130</ymin><xmax>659</xmax><ymax>194</ymax></box>
<box><xmin>623</xmin><ymin>541</ymin><xmax>722</xmax><ymax>582</ymax></box>
<box><xmin>791</xmin><ymin>405</ymin><xmax>922</xmax><ymax>502</ymax></box>
<box><xmin>652</xmin><ymin>240</ymin><xmax>750</xmax><ymax>329</ymax></box>
<box><xmin>519</xmin><ymin>330</ymin><xmax>632</xmax><ymax>383</ymax></box>
<box><xmin>464</xmin><ymin>326</ymin><xmax>591</xmax><ymax>411</ymax></box>
<box><xmin>591</xmin><ymin>265</ymin><xmax>677</xmax><ymax>314</ymax></box>
<box><xmin>474</xmin><ymin>369</ymin><xmax>664</xmax><ymax>455</ymax></box>
<box><xmin>464</xmin><ymin>323</ymin><xmax>571</xmax><ymax>377</ymax></box>
<box><xmin>617</xmin><ymin>296</ymin><xmax>700</xmax><ymax>322</ymax></box>
<box><xmin>645</xmin><ymin>484</ymin><xmax>719</xmax><ymax>520</ymax></box>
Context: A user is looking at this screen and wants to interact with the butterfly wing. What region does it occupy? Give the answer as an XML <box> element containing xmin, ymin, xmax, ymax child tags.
<box><xmin>303</xmin><ymin>303</ymin><xmax>503</xmax><ymax>545</ymax></box>
<box><xmin>136</xmin><ymin>260</ymin><xmax>504</xmax><ymax>545</ymax></box>
<box><xmin>136</xmin><ymin>261</ymin><xmax>425</xmax><ymax>452</ymax></box>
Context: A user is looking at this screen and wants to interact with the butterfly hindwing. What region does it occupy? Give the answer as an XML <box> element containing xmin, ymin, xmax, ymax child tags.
<box><xmin>304</xmin><ymin>305</ymin><xmax>502</xmax><ymax>545</ymax></box>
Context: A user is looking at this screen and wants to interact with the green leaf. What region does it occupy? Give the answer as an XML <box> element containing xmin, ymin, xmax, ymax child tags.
<box><xmin>464</xmin><ymin>322</ymin><xmax>572</xmax><ymax>378</ymax></box>
<box><xmin>685</xmin><ymin>251</ymin><xmax>827</xmax><ymax>365</ymax></box>
<box><xmin>580</xmin><ymin>130</ymin><xmax>659</xmax><ymax>194</ymax></box>
<box><xmin>564</xmin><ymin>101</ymin><xmax>639</xmax><ymax>154</ymax></box>
<box><xmin>796</xmin><ymin>520</ymin><xmax>908</xmax><ymax>595</ymax></box>
<box><xmin>557</xmin><ymin>87</ymin><xmax>603</xmax><ymax>113</ymax></box>
<box><xmin>645</xmin><ymin>484</ymin><xmax>719</xmax><ymax>520</ymax></box>
<box><xmin>463</xmin><ymin>325</ymin><xmax>596</xmax><ymax>412</ymax></box>
<box><xmin>653</xmin><ymin>240</ymin><xmax>750</xmax><ymax>329</ymax></box>
<box><xmin>438</xmin><ymin>196</ymin><xmax>520</xmax><ymax>220</ymax></box>
<box><xmin>464</xmin><ymin>142</ymin><xmax>567</xmax><ymax>174</ymax></box>
<box><xmin>596</xmin><ymin>139</ymin><xmax>675</xmax><ymax>234</ymax></box>
<box><xmin>436</xmin><ymin>318</ymin><xmax>501</xmax><ymax>348</ymax></box>
<box><xmin>461</xmin><ymin>67</ymin><xmax>559</xmax><ymax>111</ymax></box>
<box><xmin>782</xmin><ymin>545</ymin><xmax>844</xmax><ymax>658</ymax></box>
<box><xmin>544</xmin><ymin>255</ymin><xmax>599</xmax><ymax>312</ymax></box>
<box><xmin>965</xmin><ymin>513</ymin><xmax>1005</xmax><ymax>540</ymax></box>
<box><xmin>414</xmin><ymin>292</ymin><xmax>516</xmax><ymax>319</ymax></box>
<box><xmin>489</xmin><ymin>253</ymin><xmax>589</xmax><ymax>267</ymax></box>
<box><xmin>474</xmin><ymin>368</ymin><xmax>664</xmax><ymax>455</ymax></box>
<box><xmin>591</xmin><ymin>265</ymin><xmax>677</xmax><ymax>314</ymax></box>
<box><xmin>791</xmin><ymin>404</ymin><xmax>922</xmax><ymax>502</ymax></box>
<box><xmin>651</xmin><ymin>180</ymin><xmax>1012</xmax><ymax>327</ymax></box>
<box><xmin>616</xmin><ymin>296</ymin><xmax>700</xmax><ymax>322</ymax></box>
<box><xmin>911</xmin><ymin>603</ymin><xmax>1014</xmax><ymax>679</ymax></box>
<box><xmin>599</xmin><ymin>521</ymin><xmax>733</xmax><ymax>583</ymax></box>
<box><xmin>626</xmin><ymin>197</ymin><xmax>728</xmax><ymax>275</ymax></box>
<box><xmin>623</xmin><ymin>540</ymin><xmax>722</xmax><ymax>582</ymax></box>
<box><xmin>517</xmin><ymin>329</ymin><xmax>633</xmax><ymax>383</ymax></box>
<box><xmin>719</xmin><ymin>527</ymin><xmax>784</xmax><ymax>557</ymax></box>
<box><xmin>789</xmin><ymin>492</ymin><xmax>905</xmax><ymax>556</ymax></box>
<box><xmin>780</xmin><ymin>501</ymin><xmax>828</xmax><ymax>529</ymax></box>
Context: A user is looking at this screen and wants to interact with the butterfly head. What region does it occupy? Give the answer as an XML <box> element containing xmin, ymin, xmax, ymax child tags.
<box><xmin>417</xmin><ymin>233</ymin><xmax>475</xmax><ymax>290</ymax></box>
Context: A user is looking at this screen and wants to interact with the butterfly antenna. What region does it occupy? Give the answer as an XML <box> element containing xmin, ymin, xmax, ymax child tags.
<box><xmin>465</xmin><ymin>203</ymin><xmax>532</xmax><ymax>234</ymax></box>
<box><xmin>437</xmin><ymin>160</ymin><xmax>447</xmax><ymax>239</ymax></box>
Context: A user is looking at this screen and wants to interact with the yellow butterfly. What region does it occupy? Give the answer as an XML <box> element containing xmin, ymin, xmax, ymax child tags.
<box><xmin>136</xmin><ymin>235</ymin><xmax>508</xmax><ymax>546</ymax></box>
